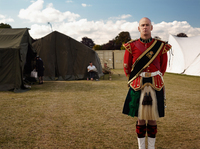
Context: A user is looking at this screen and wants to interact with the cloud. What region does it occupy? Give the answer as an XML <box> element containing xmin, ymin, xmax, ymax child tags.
<box><xmin>20</xmin><ymin>0</ymin><xmax>200</xmax><ymax>45</ymax></box>
<box><xmin>29</xmin><ymin>18</ymin><xmax>200</xmax><ymax>45</ymax></box>
<box><xmin>18</xmin><ymin>0</ymin><xmax>80</xmax><ymax>23</ymax></box>
<box><xmin>81</xmin><ymin>3</ymin><xmax>91</xmax><ymax>7</ymax></box>
<box><xmin>152</xmin><ymin>21</ymin><xmax>200</xmax><ymax>41</ymax></box>
<box><xmin>0</xmin><ymin>14</ymin><xmax>14</xmax><ymax>23</ymax></box>
<box><xmin>121</xmin><ymin>14</ymin><xmax>132</xmax><ymax>19</ymax></box>
<box><xmin>109</xmin><ymin>14</ymin><xmax>132</xmax><ymax>20</ymax></box>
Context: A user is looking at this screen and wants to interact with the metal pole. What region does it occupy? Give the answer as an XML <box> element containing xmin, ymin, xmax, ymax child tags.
<box><xmin>47</xmin><ymin>22</ymin><xmax>53</xmax><ymax>32</ymax></box>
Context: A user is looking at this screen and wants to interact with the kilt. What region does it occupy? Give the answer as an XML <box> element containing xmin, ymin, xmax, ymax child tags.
<box><xmin>122</xmin><ymin>86</ymin><xmax>165</xmax><ymax>118</ymax></box>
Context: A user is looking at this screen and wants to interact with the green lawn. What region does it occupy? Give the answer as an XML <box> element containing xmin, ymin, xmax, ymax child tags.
<box><xmin>0</xmin><ymin>70</ymin><xmax>200</xmax><ymax>149</ymax></box>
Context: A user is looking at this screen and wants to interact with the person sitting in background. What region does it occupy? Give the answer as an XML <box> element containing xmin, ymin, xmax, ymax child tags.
<box><xmin>102</xmin><ymin>63</ymin><xmax>112</xmax><ymax>80</ymax></box>
<box><xmin>87</xmin><ymin>61</ymin><xmax>97</xmax><ymax>81</ymax></box>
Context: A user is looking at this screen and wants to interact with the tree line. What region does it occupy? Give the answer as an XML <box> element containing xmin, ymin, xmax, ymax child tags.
<box><xmin>0</xmin><ymin>23</ymin><xmax>12</xmax><ymax>28</ymax></box>
<box><xmin>81</xmin><ymin>32</ymin><xmax>188</xmax><ymax>50</ymax></box>
<box><xmin>1</xmin><ymin>23</ymin><xmax>188</xmax><ymax>50</ymax></box>
<box><xmin>81</xmin><ymin>31</ymin><xmax>131</xmax><ymax>50</ymax></box>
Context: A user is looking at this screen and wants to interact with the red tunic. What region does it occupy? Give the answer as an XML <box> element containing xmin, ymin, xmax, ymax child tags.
<box><xmin>123</xmin><ymin>38</ymin><xmax>171</xmax><ymax>91</ymax></box>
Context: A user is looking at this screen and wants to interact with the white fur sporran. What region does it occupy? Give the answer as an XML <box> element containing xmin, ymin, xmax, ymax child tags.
<box><xmin>138</xmin><ymin>86</ymin><xmax>159</xmax><ymax>120</ymax></box>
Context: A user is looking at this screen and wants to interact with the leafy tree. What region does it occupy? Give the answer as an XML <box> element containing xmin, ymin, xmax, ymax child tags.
<box><xmin>81</xmin><ymin>37</ymin><xmax>95</xmax><ymax>48</ymax></box>
<box><xmin>93</xmin><ymin>45</ymin><xmax>102</xmax><ymax>50</ymax></box>
<box><xmin>114</xmin><ymin>31</ymin><xmax>131</xmax><ymax>49</ymax></box>
<box><xmin>0</xmin><ymin>23</ymin><xmax>12</xmax><ymax>28</ymax></box>
<box><xmin>102</xmin><ymin>40</ymin><xmax>115</xmax><ymax>50</ymax></box>
<box><xmin>97</xmin><ymin>31</ymin><xmax>131</xmax><ymax>50</ymax></box>
<box><xmin>92</xmin><ymin>31</ymin><xmax>132</xmax><ymax>50</ymax></box>
<box><xmin>177</xmin><ymin>33</ymin><xmax>188</xmax><ymax>37</ymax></box>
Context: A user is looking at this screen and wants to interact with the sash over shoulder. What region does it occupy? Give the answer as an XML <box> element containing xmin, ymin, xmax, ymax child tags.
<box><xmin>128</xmin><ymin>39</ymin><xmax>164</xmax><ymax>85</ymax></box>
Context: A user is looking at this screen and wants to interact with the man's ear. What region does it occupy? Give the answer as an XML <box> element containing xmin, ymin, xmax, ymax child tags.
<box><xmin>138</xmin><ymin>26</ymin><xmax>140</xmax><ymax>32</ymax></box>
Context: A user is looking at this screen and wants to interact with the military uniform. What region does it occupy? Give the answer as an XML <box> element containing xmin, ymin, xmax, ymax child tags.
<box><xmin>102</xmin><ymin>63</ymin><xmax>112</xmax><ymax>80</ymax></box>
<box><xmin>122</xmin><ymin>37</ymin><xmax>171</xmax><ymax>149</ymax></box>
<box><xmin>122</xmin><ymin>38</ymin><xmax>171</xmax><ymax>119</ymax></box>
<box><xmin>102</xmin><ymin>66</ymin><xmax>111</xmax><ymax>74</ymax></box>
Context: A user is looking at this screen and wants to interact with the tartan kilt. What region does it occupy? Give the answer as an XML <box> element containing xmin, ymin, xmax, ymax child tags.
<box><xmin>122</xmin><ymin>87</ymin><xmax>165</xmax><ymax>118</ymax></box>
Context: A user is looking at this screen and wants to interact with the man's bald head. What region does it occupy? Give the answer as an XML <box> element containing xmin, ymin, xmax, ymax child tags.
<box><xmin>138</xmin><ymin>17</ymin><xmax>153</xmax><ymax>39</ymax></box>
<box><xmin>139</xmin><ymin>17</ymin><xmax>152</xmax><ymax>25</ymax></box>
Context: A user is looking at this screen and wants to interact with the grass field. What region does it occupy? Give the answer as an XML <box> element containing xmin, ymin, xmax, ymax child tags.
<box><xmin>0</xmin><ymin>70</ymin><xmax>200</xmax><ymax>149</ymax></box>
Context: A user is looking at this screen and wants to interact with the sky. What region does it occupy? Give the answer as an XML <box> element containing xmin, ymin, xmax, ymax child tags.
<box><xmin>0</xmin><ymin>0</ymin><xmax>200</xmax><ymax>44</ymax></box>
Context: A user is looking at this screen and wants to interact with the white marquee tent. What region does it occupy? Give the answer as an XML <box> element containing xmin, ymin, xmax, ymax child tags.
<box><xmin>166</xmin><ymin>34</ymin><xmax>200</xmax><ymax>76</ymax></box>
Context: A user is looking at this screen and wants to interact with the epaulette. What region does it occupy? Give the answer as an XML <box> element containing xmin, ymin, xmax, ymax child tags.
<box><xmin>123</xmin><ymin>39</ymin><xmax>138</xmax><ymax>54</ymax></box>
<box><xmin>127</xmin><ymin>38</ymin><xmax>138</xmax><ymax>44</ymax></box>
<box><xmin>154</xmin><ymin>38</ymin><xmax>166</xmax><ymax>43</ymax></box>
<box><xmin>154</xmin><ymin>38</ymin><xmax>172</xmax><ymax>54</ymax></box>
<box><xmin>162</xmin><ymin>43</ymin><xmax>172</xmax><ymax>54</ymax></box>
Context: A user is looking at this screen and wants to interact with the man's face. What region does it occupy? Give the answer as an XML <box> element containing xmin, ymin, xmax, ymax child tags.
<box><xmin>138</xmin><ymin>18</ymin><xmax>153</xmax><ymax>37</ymax></box>
<box><xmin>90</xmin><ymin>63</ymin><xmax>92</xmax><ymax>66</ymax></box>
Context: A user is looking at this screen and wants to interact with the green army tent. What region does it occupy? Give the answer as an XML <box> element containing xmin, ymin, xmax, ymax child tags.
<box><xmin>32</xmin><ymin>31</ymin><xmax>103</xmax><ymax>80</ymax></box>
<box><xmin>0</xmin><ymin>28</ymin><xmax>35</xmax><ymax>91</ymax></box>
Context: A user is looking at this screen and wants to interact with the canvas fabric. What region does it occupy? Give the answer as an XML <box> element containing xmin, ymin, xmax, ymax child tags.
<box><xmin>32</xmin><ymin>31</ymin><xmax>103</xmax><ymax>80</ymax></box>
<box><xmin>0</xmin><ymin>28</ymin><xmax>35</xmax><ymax>91</ymax></box>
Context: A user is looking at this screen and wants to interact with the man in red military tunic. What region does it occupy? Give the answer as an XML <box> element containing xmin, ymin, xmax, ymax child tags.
<box><xmin>122</xmin><ymin>17</ymin><xmax>171</xmax><ymax>149</ymax></box>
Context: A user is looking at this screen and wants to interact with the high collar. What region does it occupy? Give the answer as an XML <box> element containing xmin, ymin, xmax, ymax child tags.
<box><xmin>140</xmin><ymin>37</ymin><xmax>152</xmax><ymax>43</ymax></box>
